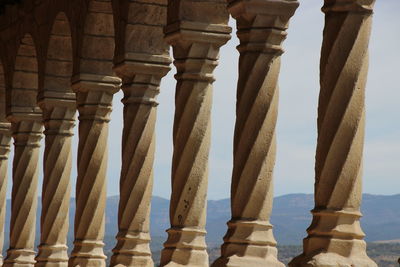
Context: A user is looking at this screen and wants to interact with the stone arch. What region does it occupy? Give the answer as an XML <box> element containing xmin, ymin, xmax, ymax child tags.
<box><xmin>40</xmin><ymin>12</ymin><xmax>74</xmax><ymax>102</ymax></box>
<box><xmin>10</xmin><ymin>33</ymin><xmax>41</xmax><ymax>119</ymax></box>
<box><xmin>43</xmin><ymin>12</ymin><xmax>74</xmax><ymax>97</ymax></box>
<box><xmin>79</xmin><ymin>0</ymin><xmax>115</xmax><ymax>77</ymax></box>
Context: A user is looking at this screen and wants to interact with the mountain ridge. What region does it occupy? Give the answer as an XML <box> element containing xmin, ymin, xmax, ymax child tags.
<box><xmin>3</xmin><ymin>193</ymin><xmax>400</xmax><ymax>248</ymax></box>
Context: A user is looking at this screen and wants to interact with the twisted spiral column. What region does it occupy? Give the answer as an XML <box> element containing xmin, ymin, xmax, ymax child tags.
<box><xmin>35</xmin><ymin>101</ymin><xmax>76</xmax><ymax>267</ymax></box>
<box><xmin>289</xmin><ymin>1</ymin><xmax>377</xmax><ymax>266</ymax></box>
<box><xmin>212</xmin><ymin>1</ymin><xmax>298</xmax><ymax>266</ymax></box>
<box><xmin>160</xmin><ymin>20</ymin><xmax>231</xmax><ymax>267</ymax></box>
<box><xmin>0</xmin><ymin>121</ymin><xmax>11</xmax><ymax>266</ymax></box>
<box><xmin>4</xmin><ymin>116</ymin><xmax>43</xmax><ymax>267</ymax></box>
<box><xmin>110</xmin><ymin>57</ymin><xmax>170</xmax><ymax>267</ymax></box>
<box><xmin>68</xmin><ymin>75</ymin><xmax>120</xmax><ymax>267</ymax></box>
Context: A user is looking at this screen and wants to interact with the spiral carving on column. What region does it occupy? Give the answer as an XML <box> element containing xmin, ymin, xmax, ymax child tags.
<box><xmin>0</xmin><ymin>122</ymin><xmax>11</xmax><ymax>266</ymax></box>
<box><xmin>112</xmin><ymin>83</ymin><xmax>157</xmax><ymax>267</ymax></box>
<box><xmin>4</xmin><ymin>119</ymin><xmax>43</xmax><ymax>267</ymax></box>
<box><xmin>160</xmin><ymin>21</ymin><xmax>230</xmax><ymax>265</ymax></box>
<box><xmin>160</xmin><ymin>43</ymin><xmax>215</xmax><ymax>267</ymax></box>
<box><xmin>69</xmin><ymin>86</ymin><xmax>117</xmax><ymax>267</ymax></box>
<box><xmin>211</xmin><ymin>1</ymin><xmax>298</xmax><ymax>266</ymax></box>
<box><xmin>289</xmin><ymin>1</ymin><xmax>377</xmax><ymax>266</ymax></box>
<box><xmin>35</xmin><ymin>105</ymin><xmax>75</xmax><ymax>267</ymax></box>
<box><xmin>111</xmin><ymin>55</ymin><xmax>171</xmax><ymax>267</ymax></box>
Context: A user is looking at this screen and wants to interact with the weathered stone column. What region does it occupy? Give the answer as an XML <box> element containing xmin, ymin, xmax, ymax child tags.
<box><xmin>160</xmin><ymin>1</ymin><xmax>231</xmax><ymax>266</ymax></box>
<box><xmin>0</xmin><ymin>120</ymin><xmax>11</xmax><ymax>266</ymax></box>
<box><xmin>289</xmin><ymin>0</ymin><xmax>377</xmax><ymax>266</ymax></box>
<box><xmin>212</xmin><ymin>1</ymin><xmax>298</xmax><ymax>266</ymax></box>
<box><xmin>68</xmin><ymin>75</ymin><xmax>120</xmax><ymax>267</ymax></box>
<box><xmin>111</xmin><ymin>57</ymin><xmax>170</xmax><ymax>267</ymax></box>
<box><xmin>4</xmin><ymin>115</ymin><xmax>43</xmax><ymax>267</ymax></box>
<box><xmin>35</xmin><ymin>98</ymin><xmax>76</xmax><ymax>267</ymax></box>
<box><xmin>110</xmin><ymin>1</ymin><xmax>171</xmax><ymax>265</ymax></box>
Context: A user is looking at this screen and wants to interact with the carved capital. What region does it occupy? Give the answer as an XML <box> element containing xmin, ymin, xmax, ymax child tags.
<box><xmin>0</xmin><ymin>122</ymin><xmax>11</xmax><ymax>159</ymax></box>
<box><xmin>230</xmin><ymin>0</ymin><xmax>299</xmax><ymax>55</ymax></box>
<box><xmin>72</xmin><ymin>74</ymin><xmax>121</xmax><ymax>94</ymax></box>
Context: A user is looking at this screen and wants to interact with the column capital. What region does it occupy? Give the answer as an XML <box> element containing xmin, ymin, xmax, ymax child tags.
<box><xmin>229</xmin><ymin>0</ymin><xmax>298</xmax><ymax>55</ymax></box>
<box><xmin>7</xmin><ymin>109</ymin><xmax>42</xmax><ymax>124</ymax></box>
<box><xmin>114</xmin><ymin>53</ymin><xmax>171</xmax><ymax>82</ymax></box>
<box><xmin>0</xmin><ymin>123</ymin><xmax>11</xmax><ymax>160</ymax></box>
<box><xmin>71</xmin><ymin>74</ymin><xmax>121</xmax><ymax>94</ymax></box>
<box><xmin>38</xmin><ymin>91</ymin><xmax>76</xmax><ymax>110</ymax></box>
<box><xmin>165</xmin><ymin>21</ymin><xmax>231</xmax><ymax>47</ymax></box>
<box><xmin>0</xmin><ymin>122</ymin><xmax>11</xmax><ymax>134</ymax></box>
<box><xmin>322</xmin><ymin>0</ymin><xmax>375</xmax><ymax>14</ymax></box>
<box><xmin>228</xmin><ymin>0</ymin><xmax>299</xmax><ymax>20</ymax></box>
<box><xmin>114</xmin><ymin>55</ymin><xmax>171</xmax><ymax>108</ymax></box>
<box><xmin>72</xmin><ymin>74</ymin><xmax>120</xmax><ymax>123</ymax></box>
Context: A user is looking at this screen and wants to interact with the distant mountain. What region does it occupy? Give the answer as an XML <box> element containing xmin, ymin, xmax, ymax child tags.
<box><xmin>2</xmin><ymin>193</ymin><xmax>400</xmax><ymax>253</ymax></box>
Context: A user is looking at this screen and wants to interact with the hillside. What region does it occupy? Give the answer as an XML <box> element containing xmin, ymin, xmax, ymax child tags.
<box><xmin>2</xmin><ymin>194</ymin><xmax>400</xmax><ymax>265</ymax></box>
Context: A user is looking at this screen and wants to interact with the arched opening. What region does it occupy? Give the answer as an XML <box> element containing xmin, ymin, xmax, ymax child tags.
<box><xmin>41</xmin><ymin>12</ymin><xmax>74</xmax><ymax>101</ymax></box>
<box><xmin>11</xmin><ymin>34</ymin><xmax>41</xmax><ymax>116</ymax></box>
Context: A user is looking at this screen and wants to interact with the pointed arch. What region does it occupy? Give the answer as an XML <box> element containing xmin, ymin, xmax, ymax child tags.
<box><xmin>41</xmin><ymin>12</ymin><xmax>74</xmax><ymax>102</ymax></box>
<box><xmin>10</xmin><ymin>34</ymin><xmax>41</xmax><ymax>119</ymax></box>
<box><xmin>79</xmin><ymin>0</ymin><xmax>115</xmax><ymax>77</ymax></box>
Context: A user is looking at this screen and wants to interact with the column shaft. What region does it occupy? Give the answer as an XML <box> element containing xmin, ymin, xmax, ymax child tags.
<box><xmin>289</xmin><ymin>0</ymin><xmax>377</xmax><ymax>266</ymax></box>
<box><xmin>4</xmin><ymin>117</ymin><xmax>43</xmax><ymax>267</ymax></box>
<box><xmin>0</xmin><ymin>122</ymin><xmax>11</xmax><ymax>266</ymax></box>
<box><xmin>160</xmin><ymin>11</ymin><xmax>231</xmax><ymax>266</ymax></box>
<box><xmin>36</xmin><ymin>102</ymin><xmax>76</xmax><ymax>267</ymax></box>
<box><xmin>111</xmin><ymin>56</ymin><xmax>170</xmax><ymax>267</ymax></box>
<box><xmin>68</xmin><ymin>76</ymin><xmax>120</xmax><ymax>267</ymax></box>
<box><xmin>212</xmin><ymin>1</ymin><xmax>298</xmax><ymax>266</ymax></box>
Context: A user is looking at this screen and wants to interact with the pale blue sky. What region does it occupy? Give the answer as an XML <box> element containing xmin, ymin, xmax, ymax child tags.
<box><xmin>6</xmin><ymin>0</ymin><xmax>400</xmax><ymax>200</ymax></box>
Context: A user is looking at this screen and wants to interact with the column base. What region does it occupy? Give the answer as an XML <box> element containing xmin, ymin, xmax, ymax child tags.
<box><xmin>34</xmin><ymin>262</ymin><xmax>68</xmax><ymax>267</ymax></box>
<box><xmin>3</xmin><ymin>248</ymin><xmax>36</xmax><ymax>267</ymax></box>
<box><xmin>110</xmin><ymin>255</ymin><xmax>153</xmax><ymax>267</ymax></box>
<box><xmin>212</xmin><ymin>220</ymin><xmax>284</xmax><ymax>267</ymax></box>
<box><xmin>67</xmin><ymin>257</ymin><xmax>106</xmax><ymax>267</ymax></box>
<box><xmin>68</xmin><ymin>240</ymin><xmax>107</xmax><ymax>267</ymax></box>
<box><xmin>289</xmin><ymin>238</ymin><xmax>377</xmax><ymax>267</ymax></box>
<box><xmin>110</xmin><ymin>231</ymin><xmax>153</xmax><ymax>267</ymax></box>
<box><xmin>212</xmin><ymin>244</ymin><xmax>284</xmax><ymax>267</ymax></box>
<box><xmin>35</xmin><ymin>244</ymin><xmax>68</xmax><ymax>267</ymax></box>
<box><xmin>160</xmin><ymin>227</ymin><xmax>209</xmax><ymax>267</ymax></box>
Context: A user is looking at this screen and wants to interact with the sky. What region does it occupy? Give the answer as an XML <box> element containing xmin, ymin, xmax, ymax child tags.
<box><xmin>6</xmin><ymin>0</ymin><xmax>400</xmax><ymax>200</ymax></box>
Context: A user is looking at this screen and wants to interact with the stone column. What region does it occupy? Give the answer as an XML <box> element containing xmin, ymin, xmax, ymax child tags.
<box><xmin>0</xmin><ymin>121</ymin><xmax>11</xmax><ymax>266</ymax></box>
<box><xmin>289</xmin><ymin>0</ymin><xmax>377</xmax><ymax>266</ymax></box>
<box><xmin>35</xmin><ymin>98</ymin><xmax>76</xmax><ymax>267</ymax></box>
<box><xmin>68</xmin><ymin>75</ymin><xmax>120</xmax><ymax>267</ymax></box>
<box><xmin>110</xmin><ymin>0</ymin><xmax>171</xmax><ymax>265</ymax></box>
<box><xmin>160</xmin><ymin>1</ymin><xmax>231</xmax><ymax>265</ymax></box>
<box><xmin>212</xmin><ymin>1</ymin><xmax>298</xmax><ymax>266</ymax></box>
<box><xmin>110</xmin><ymin>56</ymin><xmax>170</xmax><ymax>267</ymax></box>
<box><xmin>4</xmin><ymin>115</ymin><xmax>43</xmax><ymax>267</ymax></box>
